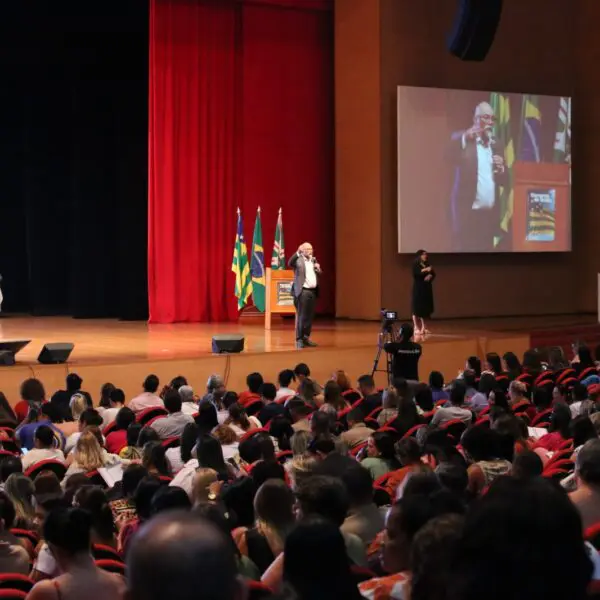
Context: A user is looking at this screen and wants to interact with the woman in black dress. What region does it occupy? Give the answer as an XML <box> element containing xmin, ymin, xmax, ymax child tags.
<box><xmin>412</xmin><ymin>249</ymin><xmax>435</xmax><ymax>335</ymax></box>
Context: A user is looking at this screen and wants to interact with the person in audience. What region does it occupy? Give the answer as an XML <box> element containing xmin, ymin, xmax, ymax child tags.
<box><xmin>378</xmin><ymin>386</ymin><xmax>399</xmax><ymax>427</ymax></box>
<box><xmin>431</xmin><ymin>381</ymin><xmax>473</xmax><ymax>427</ymax></box>
<box><xmin>191</xmin><ymin>468</ymin><xmax>219</xmax><ymax>505</ymax></box>
<box><xmin>429</xmin><ymin>371</ymin><xmax>448</xmax><ymax>404</ymax></box>
<box><xmin>536</xmin><ymin>403</ymin><xmax>572</xmax><ymax>451</ymax></box>
<box><xmin>449</xmin><ymin>477</ymin><xmax>593</xmax><ymax>600</ymax></box>
<box><xmin>151</xmin><ymin>486</ymin><xmax>192</xmax><ymax>515</ymax></box>
<box><xmin>357</xmin><ymin>374</ymin><xmax>382</xmax><ymax>416</ymax></box>
<box><xmin>461</xmin><ymin>427</ymin><xmax>512</xmax><ymax>496</ymax></box>
<box><xmin>466</xmin><ymin>372</ymin><xmax>494</xmax><ymax>414</ymax></box>
<box><xmin>109</xmin><ymin>464</ymin><xmax>147</xmax><ymax>531</ymax></box>
<box><xmin>462</xmin><ymin>369</ymin><xmax>478</xmax><ymax>401</ymax></box>
<box><xmin>269</xmin><ymin>415</ymin><xmax>294</xmax><ymax>451</ymax></box>
<box><xmin>408</xmin><ymin>514</ymin><xmax>464</xmax><ymax>600</ymax></box>
<box><xmin>502</xmin><ymin>351</ymin><xmax>522</xmax><ymax>380</ymax></box>
<box><xmin>341</xmin><ymin>408</ymin><xmax>373</xmax><ymax>449</ymax></box>
<box><xmin>165</xmin><ymin>422</ymin><xmax>198</xmax><ymax>475</ymax></box>
<box><xmin>547</xmin><ymin>346</ymin><xmax>568</xmax><ymax>371</ymax></box>
<box><xmin>50</xmin><ymin>373</ymin><xmax>83</xmax><ymax>422</ymax></box>
<box><xmin>129</xmin><ymin>374</ymin><xmax>164</xmax><ymax>413</ymax></box>
<box><xmin>239</xmin><ymin>372</ymin><xmax>264</xmax><ymax>407</ymax></box>
<box><xmin>15</xmin><ymin>378</ymin><xmax>47</xmax><ymax>423</ymax></box>
<box><xmin>571</xmin><ymin>383</ymin><xmax>593</xmax><ymax>418</ymax></box>
<box><xmin>197</xmin><ymin>434</ymin><xmax>234</xmax><ymax>479</ymax></box>
<box><xmin>34</xmin><ymin>471</ymin><xmax>63</xmax><ymax>508</ymax></box>
<box><xmin>360</xmin><ymin>490</ymin><xmax>465</xmax><ymax>600</ymax></box>
<box><xmin>73</xmin><ymin>485</ymin><xmax>118</xmax><ymax>549</ymax></box>
<box><xmin>492</xmin><ymin>414</ymin><xmax>532</xmax><ymax>455</ymax></box>
<box><xmin>462</xmin><ymin>356</ymin><xmax>481</xmax><ymax>378</ymax></box>
<box><xmin>104</xmin><ymin>406</ymin><xmax>135</xmax><ymax>454</ymax></box>
<box><xmin>28</xmin><ymin>507</ymin><xmax>125</xmax><ymax>600</ymax></box>
<box><xmin>4</xmin><ymin>473</ymin><xmax>36</xmax><ymax>530</ymax></box>
<box><xmin>414</xmin><ymin>383</ymin><xmax>434</xmax><ymax>414</ymax></box>
<box><xmin>508</xmin><ymin>379</ymin><xmax>529</xmax><ymax>408</ymax></box>
<box><xmin>142</xmin><ymin>441</ymin><xmax>171</xmax><ymax>478</ymax></box>
<box><xmin>151</xmin><ymin>389</ymin><xmax>194</xmax><ymax>440</ymax></box>
<box><xmin>178</xmin><ymin>385</ymin><xmax>199</xmax><ymax>416</ymax></box>
<box><xmin>64</xmin><ymin>403</ymin><xmax>103</xmax><ymax>454</ymax></box>
<box><xmin>511</xmin><ymin>450</ymin><xmax>543</xmax><ymax>480</ymax></box>
<box><xmin>573</xmin><ymin>343</ymin><xmax>595</xmax><ymax>375</ymax></box>
<box><xmin>211</xmin><ymin>424</ymin><xmax>239</xmax><ymax>464</ymax></box>
<box><xmin>126</xmin><ymin>511</ymin><xmax>245</xmax><ymax>600</ymax></box>
<box><xmin>16</xmin><ymin>408</ymin><xmax>53</xmax><ymax>451</ymax></box>
<box><xmin>200</xmin><ymin>374</ymin><xmax>226</xmax><ymax>408</ymax></box>
<box><xmin>0</xmin><ymin>456</ymin><xmax>22</xmax><ymax>490</ymax></box>
<box><xmin>225</xmin><ymin>402</ymin><xmax>261</xmax><ymax>438</ymax></box>
<box><xmin>0</xmin><ymin>490</ymin><xmax>31</xmax><ymax>573</ymax></box>
<box><xmin>384</xmin><ymin>437</ymin><xmax>430</xmax><ymax>497</ymax></box>
<box><xmin>322</xmin><ymin>380</ymin><xmax>347</xmax><ymax>412</ymax></box>
<box><xmin>389</xmin><ymin>393</ymin><xmax>423</xmax><ymax>438</ymax></box>
<box><xmin>361</xmin><ymin>431</ymin><xmax>402</xmax><ymax>480</ymax></box>
<box><xmin>571</xmin><ymin>416</ymin><xmax>598</xmax><ymax>456</ymax></box>
<box><xmin>280</xmin><ymin>516</ymin><xmax>363</xmax><ymax>600</ymax></box>
<box><xmin>485</xmin><ymin>352</ymin><xmax>504</xmax><ymax>376</ymax></box>
<box><xmin>294</xmin><ymin>362</ymin><xmax>312</xmax><ymax>385</ymax></box>
<box><xmin>276</xmin><ymin>369</ymin><xmax>297</xmax><ymax>402</ymax></box>
<box><xmin>570</xmin><ymin>438</ymin><xmax>600</xmax><ymax>528</ymax></box>
<box><xmin>297</xmin><ymin>377</ymin><xmax>322</xmax><ymax>406</ymax></box>
<box><xmin>22</xmin><ymin>424</ymin><xmax>66</xmax><ymax>470</ymax></box>
<box><xmin>97</xmin><ymin>382</ymin><xmax>116</xmax><ymax>411</ymax></box>
<box><xmin>258</xmin><ymin>382</ymin><xmax>285</xmax><ymax>425</ymax></box>
<box><xmin>340</xmin><ymin>463</ymin><xmax>385</xmax><ymax>546</ymax></box>
<box><xmin>233</xmin><ymin>479</ymin><xmax>295</xmax><ymax>575</ymax></box>
<box><xmin>100</xmin><ymin>387</ymin><xmax>125</xmax><ymax>429</ymax></box>
<box><xmin>196</xmin><ymin>399</ymin><xmax>219</xmax><ymax>435</ymax></box>
<box><xmin>119</xmin><ymin>423</ymin><xmax>143</xmax><ymax>460</ymax></box>
<box><xmin>63</xmin><ymin>428</ymin><xmax>123</xmax><ymax>486</ymax></box>
<box><xmin>289</xmin><ymin>400</ymin><xmax>312</xmax><ymax>433</ymax></box>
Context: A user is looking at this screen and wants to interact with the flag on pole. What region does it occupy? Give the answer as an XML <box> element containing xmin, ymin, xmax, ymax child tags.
<box><xmin>490</xmin><ymin>92</ymin><xmax>515</xmax><ymax>239</ymax></box>
<box><xmin>519</xmin><ymin>94</ymin><xmax>542</xmax><ymax>162</ymax></box>
<box><xmin>270</xmin><ymin>208</ymin><xmax>286</xmax><ymax>270</ymax></box>
<box><xmin>231</xmin><ymin>208</ymin><xmax>252</xmax><ymax>310</ymax></box>
<box><xmin>553</xmin><ymin>96</ymin><xmax>571</xmax><ymax>163</ymax></box>
<box><xmin>250</xmin><ymin>207</ymin><xmax>266</xmax><ymax>312</ymax></box>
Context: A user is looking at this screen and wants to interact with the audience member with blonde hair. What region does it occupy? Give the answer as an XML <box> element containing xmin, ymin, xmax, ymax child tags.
<box><xmin>4</xmin><ymin>473</ymin><xmax>36</xmax><ymax>530</ymax></box>
<box><xmin>191</xmin><ymin>468</ymin><xmax>219</xmax><ymax>505</ymax></box>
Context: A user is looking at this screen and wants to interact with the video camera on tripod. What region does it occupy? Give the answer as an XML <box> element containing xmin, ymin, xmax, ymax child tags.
<box><xmin>371</xmin><ymin>308</ymin><xmax>399</xmax><ymax>381</ymax></box>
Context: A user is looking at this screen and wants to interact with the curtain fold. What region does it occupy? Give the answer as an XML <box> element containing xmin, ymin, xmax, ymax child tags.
<box><xmin>148</xmin><ymin>0</ymin><xmax>334</xmax><ymax>323</ymax></box>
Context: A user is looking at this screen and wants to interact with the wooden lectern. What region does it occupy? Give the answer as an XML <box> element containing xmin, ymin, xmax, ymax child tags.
<box><xmin>265</xmin><ymin>268</ymin><xmax>295</xmax><ymax>330</ymax></box>
<box><xmin>511</xmin><ymin>161</ymin><xmax>571</xmax><ymax>252</ymax></box>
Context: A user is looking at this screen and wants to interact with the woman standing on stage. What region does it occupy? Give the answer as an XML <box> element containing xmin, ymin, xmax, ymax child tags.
<box><xmin>411</xmin><ymin>249</ymin><xmax>435</xmax><ymax>336</ymax></box>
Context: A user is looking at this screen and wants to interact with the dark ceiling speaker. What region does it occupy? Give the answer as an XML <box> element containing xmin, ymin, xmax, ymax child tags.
<box><xmin>38</xmin><ymin>343</ymin><xmax>74</xmax><ymax>364</ymax></box>
<box><xmin>211</xmin><ymin>335</ymin><xmax>245</xmax><ymax>354</ymax></box>
<box><xmin>0</xmin><ymin>340</ymin><xmax>31</xmax><ymax>366</ymax></box>
<box><xmin>447</xmin><ymin>0</ymin><xmax>503</xmax><ymax>61</ymax></box>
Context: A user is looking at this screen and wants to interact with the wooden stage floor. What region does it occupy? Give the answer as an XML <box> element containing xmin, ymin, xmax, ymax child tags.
<box><xmin>0</xmin><ymin>314</ymin><xmax>596</xmax><ymax>406</ymax></box>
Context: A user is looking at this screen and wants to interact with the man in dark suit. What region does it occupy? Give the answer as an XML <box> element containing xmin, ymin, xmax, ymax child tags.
<box><xmin>450</xmin><ymin>101</ymin><xmax>507</xmax><ymax>252</ymax></box>
<box><xmin>288</xmin><ymin>242</ymin><xmax>321</xmax><ymax>348</ymax></box>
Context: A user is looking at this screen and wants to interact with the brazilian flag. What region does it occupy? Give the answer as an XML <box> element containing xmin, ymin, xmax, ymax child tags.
<box><xmin>490</xmin><ymin>92</ymin><xmax>515</xmax><ymax>240</ymax></box>
<box><xmin>250</xmin><ymin>208</ymin><xmax>266</xmax><ymax>312</ymax></box>
<box><xmin>231</xmin><ymin>209</ymin><xmax>252</xmax><ymax>310</ymax></box>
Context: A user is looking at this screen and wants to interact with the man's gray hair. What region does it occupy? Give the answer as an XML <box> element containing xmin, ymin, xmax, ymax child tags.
<box><xmin>179</xmin><ymin>385</ymin><xmax>194</xmax><ymax>402</ymax></box>
<box><xmin>207</xmin><ymin>374</ymin><xmax>224</xmax><ymax>392</ymax></box>
<box><xmin>576</xmin><ymin>438</ymin><xmax>600</xmax><ymax>485</ymax></box>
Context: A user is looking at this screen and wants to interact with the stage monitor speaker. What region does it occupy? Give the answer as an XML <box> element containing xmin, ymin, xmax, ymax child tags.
<box><xmin>0</xmin><ymin>340</ymin><xmax>31</xmax><ymax>366</ymax></box>
<box><xmin>0</xmin><ymin>351</ymin><xmax>15</xmax><ymax>366</ymax></box>
<box><xmin>212</xmin><ymin>335</ymin><xmax>245</xmax><ymax>354</ymax></box>
<box><xmin>447</xmin><ymin>0</ymin><xmax>503</xmax><ymax>61</ymax></box>
<box><xmin>37</xmin><ymin>343</ymin><xmax>74</xmax><ymax>365</ymax></box>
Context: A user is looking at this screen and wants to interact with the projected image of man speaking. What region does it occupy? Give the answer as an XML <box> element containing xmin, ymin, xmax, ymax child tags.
<box><xmin>450</xmin><ymin>101</ymin><xmax>507</xmax><ymax>251</ymax></box>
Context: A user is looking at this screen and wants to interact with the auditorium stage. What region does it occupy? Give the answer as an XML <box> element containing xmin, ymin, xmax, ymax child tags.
<box><xmin>0</xmin><ymin>315</ymin><xmax>597</xmax><ymax>405</ymax></box>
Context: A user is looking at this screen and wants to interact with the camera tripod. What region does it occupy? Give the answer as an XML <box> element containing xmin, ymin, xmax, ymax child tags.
<box><xmin>371</xmin><ymin>325</ymin><xmax>397</xmax><ymax>384</ymax></box>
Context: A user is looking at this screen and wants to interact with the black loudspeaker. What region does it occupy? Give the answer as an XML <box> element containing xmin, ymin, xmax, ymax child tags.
<box><xmin>212</xmin><ymin>335</ymin><xmax>245</xmax><ymax>354</ymax></box>
<box><xmin>0</xmin><ymin>351</ymin><xmax>15</xmax><ymax>366</ymax></box>
<box><xmin>447</xmin><ymin>0</ymin><xmax>503</xmax><ymax>61</ymax></box>
<box><xmin>37</xmin><ymin>343</ymin><xmax>74</xmax><ymax>365</ymax></box>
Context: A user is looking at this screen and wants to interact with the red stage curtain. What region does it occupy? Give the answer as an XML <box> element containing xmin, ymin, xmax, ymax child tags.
<box><xmin>148</xmin><ymin>0</ymin><xmax>333</xmax><ymax>322</ymax></box>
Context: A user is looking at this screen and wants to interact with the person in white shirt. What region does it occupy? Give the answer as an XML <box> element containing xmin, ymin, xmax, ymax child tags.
<box><xmin>100</xmin><ymin>388</ymin><xmax>126</xmax><ymax>430</ymax></box>
<box><xmin>151</xmin><ymin>390</ymin><xmax>194</xmax><ymax>440</ymax></box>
<box><xmin>275</xmin><ymin>369</ymin><xmax>297</xmax><ymax>402</ymax></box>
<box><xmin>21</xmin><ymin>425</ymin><xmax>65</xmax><ymax>471</ymax></box>
<box><xmin>178</xmin><ymin>386</ymin><xmax>199</xmax><ymax>417</ymax></box>
<box><xmin>128</xmin><ymin>374</ymin><xmax>164</xmax><ymax>413</ymax></box>
<box><xmin>288</xmin><ymin>242</ymin><xmax>322</xmax><ymax>348</ymax></box>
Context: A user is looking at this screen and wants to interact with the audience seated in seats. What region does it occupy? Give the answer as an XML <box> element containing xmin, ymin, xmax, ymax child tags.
<box><xmin>195</xmin><ymin>399</ymin><xmax>219</xmax><ymax>435</ymax></box>
<box><xmin>429</xmin><ymin>371</ymin><xmax>448</xmax><ymax>404</ymax></box>
<box><xmin>357</xmin><ymin>374</ymin><xmax>382</xmax><ymax>415</ymax></box>
<box><xmin>0</xmin><ymin>490</ymin><xmax>31</xmax><ymax>574</ymax></box>
<box><xmin>502</xmin><ymin>351</ymin><xmax>523</xmax><ymax>380</ymax></box>
<box><xmin>511</xmin><ymin>450</ymin><xmax>543</xmax><ymax>480</ymax></box>
<box><xmin>177</xmin><ymin>385</ymin><xmax>198</xmax><ymax>417</ymax></box>
<box><xmin>571</xmin><ymin>416</ymin><xmax>598</xmax><ymax>457</ymax></box>
<box><xmin>552</xmin><ymin>383</ymin><xmax>570</xmax><ymax>406</ymax></box>
<box><xmin>190</xmin><ymin>468</ymin><xmax>219</xmax><ymax>506</ymax></box>
<box><xmin>142</xmin><ymin>441</ymin><xmax>171</xmax><ymax>479</ymax></box>
<box><xmin>508</xmin><ymin>379</ymin><xmax>532</xmax><ymax>410</ymax></box>
<box><xmin>573</xmin><ymin>343</ymin><xmax>596</xmax><ymax>376</ymax></box>
<box><xmin>466</xmin><ymin>372</ymin><xmax>494</xmax><ymax>414</ymax></box>
<box><xmin>16</xmin><ymin>406</ymin><xmax>63</xmax><ymax>452</ymax></box>
<box><xmin>150</xmin><ymin>486</ymin><xmax>191</xmax><ymax>516</ymax></box>
<box><xmin>341</xmin><ymin>409</ymin><xmax>373</xmax><ymax>449</ymax></box>
<box><xmin>340</xmin><ymin>463</ymin><xmax>385</xmax><ymax>546</ymax></box>
<box><xmin>383</xmin><ymin>438</ymin><xmax>429</xmax><ymax>498</ymax></box>
<box><xmin>239</xmin><ymin>372</ymin><xmax>264</xmax><ymax>407</ymax></box>
<box><xmin>225</xmin><ymin>403</ymin><xmax>261</xmax><ymax>439</ymax></box>
<box><xmin>388</xmin><ymin>393</ymin><xmax>423</xmax><ymax>438</ymax></box>
<box><xmin>4</xmin><ymin>473</ymin><xmax>36</xmax><ymax>530</ymax></box>
<box><xmin>73</xmin><ymin>485</ymin><xmax>118</xmax><ymax>549</ymax></box>
<box><xmin>64</xmin><ymin>405</ymin><xmax>103</xmax><ymax>455</ymax></box>
<box><xmin>571</xmin><ymin>383</ymin><xmax>594</xmax><ymax>418</ymax></box>
<box><xmin>220</xmin><ymin>391</ymin><xmax>239</xmax><ymax>424</ymax></box>
<box><xmin>233</xmin><ymin>479</ymin><xmax>295</xmax><ymax>575</ymax></box>
<box><xmin>49</xmin><ymin>373</ymin><xmax>84</xmax><ymax>423</ymax></box>
<box><xmin>461</xmin><ymin>427</ymin><xmax>512</xmax><ymax>497</ymax></box>
<box><xmin>378</xmin><ymin>387</ymin><xmax>400</xmax><ymax>428</ymax></box>
<box><xmin>413</xmin><ymin>383</ymin><xmax>434</xmax><ymax>414</ymax></box>
<box><xmin>359</xmin><ymin>489</ymin><xmax>465</xmax><ymax>600</ymax></box>
<box><xmin>485</xmin><ymin>352</ymin><xmax>505</xmax><ymax>378</ymax></box>
<box><xmin>275</xmin><ymin>369</ymin><xmax>297</xmax><ymax>402</ymax></box>
<box><xmin>128</xmin><ymin>374</ymin><xmax>164</xmax><ymax>413</ymax></box>
<box><xmin>258</xmin><ymin>383</ymin><xmax>285</xmax><ymax>425</ymax></box>
<box><xmin>151</xmin><ymin>389</ymin><xmax>194</xmax><ymax>440</ymax></box>
<box><xmin>0</xmin><ymin>457</ymin><xmax>22</xmax><ymax>491</ymax></box>
<box><xmin>548</xmin><ymin>345</ymin><xmax>569</xmax><ymax>372</ymax></box>
<box><xmin>28</xmin><ymin>507</ymin><xmax>125</xmax><ymax>600</ymax></box>
<box><xmin>464</xmin><ymin>356</ymin><xmax>482</xmax><ymax>378</ymax></box>
<box><xmin>109</xmin><ymin>464</ymin><xmax>147</xmax><ymax>532</ymax></box>
<box><xmin>212</xmin><ymin>424</ymin><xmax>240</xmax><ymax>463</ymax></box>
<box><xmin>536</xmin><ymin>403</ymin><xmax>573</xmax><ymax>451</ymax></box>
<box><xmin>430</xmin><ymin>381</ymin><xmax>473</xmax><ymax>428</ymax></box>
<box><xmin>268</xmin><ymin>415</ymin><xmax>294</xmax><ymax>451</ymax></box>
<box><xmin>104</xmin><ymin>407</ymin><xmax>135</xmax><ymax>455</ymax></box>
<box><xmin>14</xmin><ymin>378</ymin><xmax>47</xmax><ymax>424</ymax></box>
<box><xmin>288</xmin><ymin>400</ymin><xmax>312</xmax><ymax>433</ymax></box>
<box><xmin>461</xmin><ymin>369</ymin><xmax>478</xmax><ymax>401</ymax></box>
<box><xmin>165</xmin><ymin>422</ymin><xmax>198</xmax><ymax>475</ymax></box>
<box><xmin>361</xmin><ymin>431</ymin><xmax>402</xmax><ymax>480</ymax></box>
<box><xmin>284</xmin><ymin>431</ymin><xmax>315</xmax><ymax>490</ymax></box>
<box><xmin>62</xmin><ymin>428</ymin><xmax>124</xmax><ymax>488</ymax></box>
<box><xmin>22</xmin><ymin>425</ymin><xmax>65</xmax><ymax>471</ymax></box>
<box><xmin>570</xmin><ymin>439</ymin><xmax>600</xmax><ymax>529</ymax></box>
<box><xmin>491</xmin><ymin>414</ymin><xmax>533</xmax><ymax>456</ymax></box>
<box><xmin>449</xmin><ymin>477</ymin><xmax>593</xmax><ymax>600</ymax></box>
<box><xmin>99</xmin><ymin>387</ymin><xmax>125</xmax><ymax>430</ymax></box>
<box><xmin>294</xmin><ymin>362</ymin><xmax>317</xmax><ymax>388</ymax></box>
<box><xmin>126</xmin><ymin>511</ymin><xmax>246</xmax><ymax>600</ymax></box>
<box><xmin>97</xmin><ymin>381</ymin><xmax>116</xmax><ymax>412</ymax></box>
<box><xmin>117</xmin><ymin>423</ymin><xmax>143</xmax><ymax>461</ymax></box>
